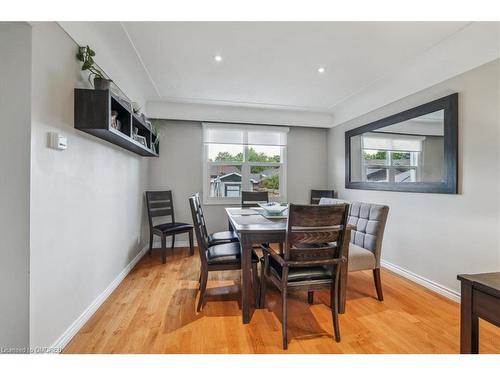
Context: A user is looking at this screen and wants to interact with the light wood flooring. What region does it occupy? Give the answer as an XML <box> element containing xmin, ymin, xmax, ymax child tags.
<box><xmin>64</xmin><ymin>247</ymin><xmax>500</xmax><ymax>354</ymax></box>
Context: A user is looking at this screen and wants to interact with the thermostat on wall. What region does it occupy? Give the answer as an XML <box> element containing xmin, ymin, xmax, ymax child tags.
<box><xmin>49</xmin><ymin>132</ymin><xmax>67</xmax><ymax>150</ymax></box>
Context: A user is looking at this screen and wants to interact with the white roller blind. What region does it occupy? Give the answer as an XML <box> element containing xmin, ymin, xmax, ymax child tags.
<box><xmin>362</xmin><ymin>132</ymin><xmax>424</xmax><ymax>152</ymax></box>
<box><xmin>203</xmin><ymin>123</ymin><xmax>288</xmax><ymax>146</ymax></box>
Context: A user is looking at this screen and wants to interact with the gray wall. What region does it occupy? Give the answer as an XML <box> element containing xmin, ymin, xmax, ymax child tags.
<box><xmin>0</xmin><ymin>22</ymin><xmax>31</xmax><ymax>351</ymax></box>
<box><xmin>29</xmin><ymin>22</ymin><xmax>150</xmax><ymax>348</ymax></box>
<box><xmin>327</xmin><ymin>59</ymin><xmax>500</xmax><ymax>293</ymax></box>
<box><xmin>149</xmin><ymin>121</ymin><xmax>328</xmax><ymax>237</ymax></box>
<box><xmin>421</xmin><ymin>136</ymin><xmax>444</xmax><ymax>182</ymax></box>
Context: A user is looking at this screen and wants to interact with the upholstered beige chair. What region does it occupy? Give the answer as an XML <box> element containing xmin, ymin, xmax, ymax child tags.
<box><xmin>320</xmin><ymin>198</ymin><xmax>389</xmax><ymax>301</ymax></box>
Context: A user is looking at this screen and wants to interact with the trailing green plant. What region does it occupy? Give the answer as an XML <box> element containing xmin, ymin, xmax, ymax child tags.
<box><xmin>76</xmin><ymin>45</ymin><xmax>110</xmax><ymax>86</ymax></box>
<box><xmin>152</xmin><ymin>122</ymin><xmax>162</xmax><ymax>146</ymax></box>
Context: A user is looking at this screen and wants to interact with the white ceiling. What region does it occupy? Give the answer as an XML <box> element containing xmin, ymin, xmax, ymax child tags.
<box><xmin>59</xmin><ymin>21</ymin><xmax>499</xmax><ymax>127</ymax></box>
<box><xmin>123</xmin><ymin>22</ymin><xmax>469</xmax><ymax>110</ymax></box>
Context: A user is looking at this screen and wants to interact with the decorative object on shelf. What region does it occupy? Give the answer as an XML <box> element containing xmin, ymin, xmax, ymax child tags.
<box><xmin>110</xmin><ymin>110</ymin><xmax>121</xmax><ymax>131</ymax></box>
<box><xmin>131</xmin><ymin>126</ymin><xmax>147</xmax><ymax>147</ymax></box>
<box><xmin>76</xmin><ymin>45</ymin><xmax>112</xmax><ymax>90</ymax></box>
<box><xmin>136</xmin><ymin>135</ymin><xmax>148</xmax><ymax>147</ymax></box>
<box><xmin>132</xmin><ymin>102</ymin><xmax>141</xmax><ymax>114</ymax></box>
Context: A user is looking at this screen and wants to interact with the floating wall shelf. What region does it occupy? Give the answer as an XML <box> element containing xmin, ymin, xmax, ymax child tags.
<box><xmin>74</xmin><ymin>89</ymin><xmax>159</xmax><ymax>157</ymax></box>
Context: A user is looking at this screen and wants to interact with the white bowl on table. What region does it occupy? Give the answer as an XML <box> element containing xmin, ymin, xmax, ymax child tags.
<box><xmin>257</xmin><ymin>202</ymin><xmax>288</xmax><ymax>216</ymax></box>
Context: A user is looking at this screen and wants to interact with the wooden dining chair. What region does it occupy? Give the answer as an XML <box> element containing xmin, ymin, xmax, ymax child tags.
<box><xmin>146</xmin><ymin>190</ymin><xmax>194</xmax><ymax>263</ymax></box>
<box><xmin>259</xmin><ymin>203</ymin><xmax>350</xmax><ymax>349</ymax></box>
<box><xmin>193</xmin><ymin>193</ymin><xmax>238</xmax><ymax>246</ymax></box>
<box><xmin>310</xmin><ymin>189</ymin><xmax>335</xmax><ymax>204</ymax></box>
<box><xmin>189</xmin><ymin>195</ymin><xmax>260</xmax><ymax>312</ymax></box>
<box><xmin>241</xmin><ymin>191</ymin><xmax>269</xmax><ymax>208</ymax></box>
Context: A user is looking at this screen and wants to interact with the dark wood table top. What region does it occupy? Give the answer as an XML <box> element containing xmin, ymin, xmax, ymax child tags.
<box><xmin>226</xmin><ymin>207</ymin><xmax>356</xmax><ymax>234</ymax></box>
<box><xmin>457</xmin><ymin>272</ymin><xmax>500</xmax><ymax>299</ymax></box>
<box><xmin>226</xmin><ymin>207</ymin><xmax>287</xmax><ymax>233</ymax></box>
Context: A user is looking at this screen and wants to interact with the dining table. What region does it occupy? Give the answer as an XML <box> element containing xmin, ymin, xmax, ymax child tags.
<box><xmin>226</xmin><ymin>206</ymin><xmax>353</xmax><ymax>324</ymax></box>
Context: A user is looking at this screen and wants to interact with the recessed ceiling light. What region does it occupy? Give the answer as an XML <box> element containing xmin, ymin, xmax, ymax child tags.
<box><xmin>214</xmin><ymin>55</ymin><xmax>223</xmax><ymax>62</ymax></box>
<box><xmin>318</xmin><ymin>67</ymin><xmax>326</xmax><ymax>73</ymax></box>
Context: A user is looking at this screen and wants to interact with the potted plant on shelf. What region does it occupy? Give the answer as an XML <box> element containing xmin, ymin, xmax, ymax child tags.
<box><xmin>76</xmin><ymin>45</ymin><xmax>112</xmax><ymax>90</ymax></box>
<box><xmin>152</xmin><ymin>123</ymin><xmax>161</xmax><ymax>153</ymax></box>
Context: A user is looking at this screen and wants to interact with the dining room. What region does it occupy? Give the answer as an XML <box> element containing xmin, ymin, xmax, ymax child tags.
<box><xmin>1</xmin><ymin>7</ymin><xmax>500</xmax><ymax>368</ymax></box>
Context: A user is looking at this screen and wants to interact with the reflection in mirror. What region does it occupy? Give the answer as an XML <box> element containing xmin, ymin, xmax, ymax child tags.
<box><xmin>350</xmin><ymin>110</ymin><xmax>444</xmax><ymax>184</ymax></box>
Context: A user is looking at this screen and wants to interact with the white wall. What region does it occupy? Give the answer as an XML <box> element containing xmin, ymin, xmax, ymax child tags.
<box><xmin>0</xmin><ymin>22</ymin><xmax>31</xmax><ymax>351</ymax></box>
<box><xmin>327</xmin><ymin>60</ymin><xmax>500</xmax><ymax>294</ymax></box>
<box><xmin>29</xmin><ymin>22</ymin><xmax>150</xmax><ymax>348</ymax></box>
<box><xmin>148</xmin><ymin>120</ymin><xmax>328</xmax><ymax>237</ymax></box>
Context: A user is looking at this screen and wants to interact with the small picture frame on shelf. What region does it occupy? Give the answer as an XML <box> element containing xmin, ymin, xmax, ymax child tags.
<box><xmin>111</xmin><ymin>110</ymin><xmax>121</xmax><ymax>131</ymax></box>
<box><xmin>135</xmin><ymin>135</ymin><xmax>147</xmax><ymax>147</ymax></box>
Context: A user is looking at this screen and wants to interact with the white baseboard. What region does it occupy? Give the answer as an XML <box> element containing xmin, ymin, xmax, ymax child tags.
<box><xmin>50</xmin><ymin>245</ymin><xmax>149</xmax><ymax>352</ymax></box>
<box><xmin>381</xmin><ymin>259</ymin><xmax>460</xmax><ymax>303</ymax></box>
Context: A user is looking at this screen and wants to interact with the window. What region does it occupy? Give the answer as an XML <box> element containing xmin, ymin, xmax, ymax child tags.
<box><xmin>203</xmin><ymin>123</ymin><xmax>288</xmax><ymax>204</ymax></box>
<box><xmin>361</xmin><ymin>133</ymin><xmax>423</xmax><ymax>183</ymax></box>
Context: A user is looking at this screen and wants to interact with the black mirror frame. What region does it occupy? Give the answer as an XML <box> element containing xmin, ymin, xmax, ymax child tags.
<box><xmin>345</xmin><ymin>93</ymin><xmax>458</xmax><ymax>194</ymax></box>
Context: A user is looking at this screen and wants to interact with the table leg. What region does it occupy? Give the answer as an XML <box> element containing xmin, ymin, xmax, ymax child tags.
<box><xmin>460</xmin><ymin>282</ymin><xmax>479</xmax><ymax>353</ymax></box>
<box><xmin>240</xmin><ymin>234</ymin><xmax>252</xmax><ymax>324</ymax></box>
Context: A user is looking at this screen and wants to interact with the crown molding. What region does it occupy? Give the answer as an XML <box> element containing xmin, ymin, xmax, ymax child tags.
<box><xmin>146</xmin><ymin>100</ymin><xmax>333</xmax><ymax>128</ymax></box>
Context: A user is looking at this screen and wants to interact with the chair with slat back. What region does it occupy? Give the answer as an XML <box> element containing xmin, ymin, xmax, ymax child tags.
<box><xmin>310</xmin><ymin>189</ymin><xmax>335</xmax><ymax>204</ymax></box>
<box><xmin>193</xmin><ymin>193</ymin><xmax>238</xmax><ymax>246</ymax></box>
<box><xmin>145</xmin><ymin>190</ymin><xmax>194</xmax><ymax>263</ymax></box>
<box><xmin>189</xmin><ymin>195</ymin><xmax>259</xmax><ymax>312</ymax></box>
<box><xmin>260</xmin><ymin>203</ymin><xmax>350</xmax><ymax>349</ymax></box>
<box><xmin>241</xmin><ymin>191</ymin><xmax>269</xmax><ymax>208</ymax></box>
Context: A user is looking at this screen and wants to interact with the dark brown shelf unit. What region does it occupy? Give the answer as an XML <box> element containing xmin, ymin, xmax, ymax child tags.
<box><xmin>74</xmin><ymin>88</ymin><xmax>159</xmax><ymax>157</ymax></box>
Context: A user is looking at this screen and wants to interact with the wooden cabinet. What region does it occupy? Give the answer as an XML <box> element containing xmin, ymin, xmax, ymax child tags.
<box><xmin>74</xmin><ymin>89</ymin><xmax>159</xmax><ymax>157</ymax></box>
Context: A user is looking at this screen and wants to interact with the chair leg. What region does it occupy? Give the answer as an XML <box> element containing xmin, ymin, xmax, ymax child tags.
<box><xmin>308</xmin><ymin>291</ymin><xmax>314</xmax><ymax>304</ymax></box>
<box><xmin>171</xmin><ymin>234</ymin><xmax>175</xmax><ymax>250</ymax></box>
<box><xmin>198</xmin><ymin>273</ymin><xmax>201</xmax><ymax>289</ymax></box>
<box><xmin>188</xmin><ymin>229</ymin><xmax>194</xmax><ymax>256</ymax></box>
<box><xmin>331</xmin><ymin>265</ymin><xmax>341</xmax><ymax>342</ymax></box>
<box><xmin>259</xmin><ymin>256</ymin><xmax>269</xmax><ymax>308</ymax></box>
<box><xmin>197</xmin><ymin>268</ymin><xmax>208</xmax><ymax>312</ymax></box>
<box><xmin>252</xmin><ymin>262</ymin><xmax>260</xmax><ymax>307</ymax></box>
<box><xmin>373</xmin><ymin>268</ymin><xmax>384</xmax><ymax>301</ymax></box>
<box><xmin>161</xmin><ymin>234</ymin><xmax>167</xmax><ymax>264</ymax></box>
<box><xmin>282</xmin><ymin>287</ymin><xmax>288</xmax><ymax>350</ymax></box>
<box><xmin>148</xmin><ymin>231</ymin><xmax>153</xmax><ymax>256</ymax></box>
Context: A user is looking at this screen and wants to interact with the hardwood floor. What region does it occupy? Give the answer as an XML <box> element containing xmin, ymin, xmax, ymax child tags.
<box><xmin>64</xmin><ymin>247</ymin><xmax>500</xmax><ymax>354</ymax></box>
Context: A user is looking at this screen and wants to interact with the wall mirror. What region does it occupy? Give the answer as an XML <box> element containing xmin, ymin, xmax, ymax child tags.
<box><xmin>345</xmin><ymin>93</ymin><xmax>458</xmax><ymax>194</ymax></box>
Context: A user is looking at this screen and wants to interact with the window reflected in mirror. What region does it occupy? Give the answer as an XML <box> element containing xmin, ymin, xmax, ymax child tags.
<box><xmin>350</xmin><ymin>110</ymin><xmax>445</xmax><ymax>184</ymax></box>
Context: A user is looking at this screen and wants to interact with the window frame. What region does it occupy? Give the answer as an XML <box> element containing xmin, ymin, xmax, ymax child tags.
<box><xmin>360</xmin><ymin>149</ymin><xmax>421</xmax><ymax>183</ymax></box>
<box><xmin>202</xmin><ymin>124</ymin><xmax>288</xmax><ymax>205</ymax></box>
